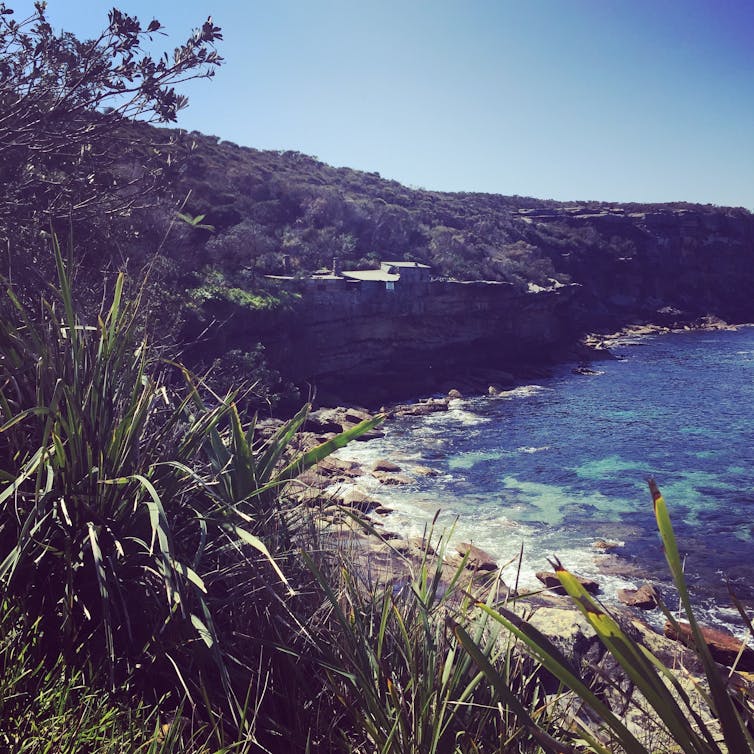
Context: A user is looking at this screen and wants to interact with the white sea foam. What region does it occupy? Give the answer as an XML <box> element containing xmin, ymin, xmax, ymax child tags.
<box><xmin>423</xmin><ymin>406</ymin><xmax>490</xmax><ymax>427</ymax></box>
<box><xmin>516</xmin><ymin>445</ymin><xmax>550</xmax><ymax>454</ymax></box>
<box><xmin>494</xmin><ymin>384</ymin><xmax>551</xmax><ymax>400</ymax></box>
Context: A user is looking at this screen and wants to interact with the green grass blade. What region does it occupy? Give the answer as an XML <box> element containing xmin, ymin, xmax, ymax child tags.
<box><xmin>650</xmin><ymin>479</ymin><xmax>752</xmax><ymax>754</ymax></box>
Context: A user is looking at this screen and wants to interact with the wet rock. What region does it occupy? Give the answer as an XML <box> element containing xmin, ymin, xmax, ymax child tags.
<box><xmin>618</xmin><ymin>583</ymin><xmax>659</xmax><ymax>609</ymax></box>
<box><xmin>592</xmin><ymin>538</ymin><xmax>622</xmax><ymax>552</ymax></box>
<box><xmin>394</xmin><ymin>398</ymin><xmax>449</xmax><ymax>417</ymax></box>
<box><xmin>488</xmin><ymin>385</ymin><xmax>501</xmax><ymax>396</ymax></box>
<box><xmin>447</xmin><ymin>389</ymin><xmax>463</xmax><ymax>399</ymax></box>
<box><xmin>305</xmin><ymin>407</ymin><xmax>384</xmax><ymax>440</ymax></box>
<box><xmin>372</xmin><ymin>459</ymin><xmax>401</xmax><ymax>473</ymax></box>
<box><xmin>664</xmin><ymin>621</ymin><xmax>754</xmax><ymax>671</ymax></box>
<box><xmin>371</xmin><ymin>470</ymin><xmax>413</xmax><ymax>485</ymax></box>
<box><xmin>595</xmin><ymin>554</ymin><xmax>652</xmax><ymax>580</ymax></box>
<box><xmin>412</xmin><ymin>465</ymin><xmax>439</xmax><ymax>477</ymax></box>
<box><xmin>456</xmin><ymin>542</ymin><xmax>498</xmax><ymax>572</ymax></box>
<box><xmin>536</xmin><ymin>571</ymin><xmax>600</xmax><ymax>595</ymax></box>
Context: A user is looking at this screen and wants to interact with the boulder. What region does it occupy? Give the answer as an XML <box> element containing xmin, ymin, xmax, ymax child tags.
<box><xmin>456</xmin><ymin>542</ymin><xmax>498</xmax><ymax>572</ymax></box>
<box><xmin>664</xmin><ymin>621</ymin><xmax>754</xmax><ymax>671</ymax></box>
<box><xmin>447</xmin><ymin>388</ymin><xmax>463</xmax><ymax>399</ymax></box>
<box><xmin>412</xmin><ymin>465</ymin><xmax>439</xmax><ymax>477</ymax></box>
<box><xmin>395</xmin><ymin>398</ymin><xmax>449</xmax><ymax>417</ymax></box>
<box><xmin>344</xmin><ymin>407</ymin><xmax>374</xmax><ymax>424</ymax></box>
<box><xmin>617</xmin><ymin>583</ymin><xmax>658</xmax><ymax>610</ymax></box>
<box><xmin>305</xmin><ymin>407</ymin><xmax>384</xmax><ymax>440</ymax></box>
<box><xmin>317</xmin><ymin>457</ymin><xmax>363</xmax><ymax>480</ymax></box>
<box><xmin>536</xmin><ymin>571</ymin><xmax>600</xmax><ymax>595</ymax></box>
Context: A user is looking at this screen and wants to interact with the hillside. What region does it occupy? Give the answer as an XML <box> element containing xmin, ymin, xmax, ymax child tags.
<box><xmin>157</xmin><ymin>129</ymin><xmax>754</xmax><ymax>406</ymax></box>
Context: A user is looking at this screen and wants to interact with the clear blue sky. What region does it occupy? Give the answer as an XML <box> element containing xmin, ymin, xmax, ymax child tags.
<box><xmin>16</xmin><ymin>0</ymin><xmax>754</xmax><ymax>208</ymax></box>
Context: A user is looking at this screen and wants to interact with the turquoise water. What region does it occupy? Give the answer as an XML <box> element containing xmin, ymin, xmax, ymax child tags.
<box><xmin>336</xmin><ymin>327</ymin><xmax>754</xmax><ymax>628</ymax></box>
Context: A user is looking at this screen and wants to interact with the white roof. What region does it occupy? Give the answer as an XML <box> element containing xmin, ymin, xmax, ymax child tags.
<box><xmin>342</xmin><ymin>269</ymin><xmax>400</xmax><ymax>282</ymax></box>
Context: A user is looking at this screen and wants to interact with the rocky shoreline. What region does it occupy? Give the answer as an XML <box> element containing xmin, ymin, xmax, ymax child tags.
<box><xmin>272</xmin><ymin>316</ymin><xmax>754</xmax><ymax>684</ymax></box>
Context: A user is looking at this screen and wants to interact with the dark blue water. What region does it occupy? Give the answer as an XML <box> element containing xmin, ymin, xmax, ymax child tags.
<box><xmin>336</xmin><ymin>327</ymin><xmax>754</xmax><ymax>629</ymax></box>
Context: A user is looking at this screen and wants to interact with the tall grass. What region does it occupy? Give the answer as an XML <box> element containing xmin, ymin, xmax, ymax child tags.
<box><xmin>307</xmin><ymin>523</ymin><xmax>564</xmax><ymax>754</ymax></box>
<box><xmin>0</xmin><ymin>239</ymin><xmax>383</xmax><ymax>747</ymax></box>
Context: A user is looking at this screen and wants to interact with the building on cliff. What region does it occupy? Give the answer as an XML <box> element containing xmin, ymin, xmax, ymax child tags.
<box><xmin>340</xmin><ymin>260</ymin><xmax>431</xmax><ymax>291</ymax></box>
<box><xmin>266</xmin><ymin>259</ymin><xmax>431</xmax><ymax>295</ymax></box>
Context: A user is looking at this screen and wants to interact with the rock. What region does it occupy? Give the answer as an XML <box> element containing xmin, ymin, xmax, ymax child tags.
<box><xmin>394</xmin><ymin>398</ymin><xmax>449</xmax><ymax>417</ymax></box>
<box><xmin>592</xmin><ymin>539</ymin><xmax>622</xmax><ymax>552</ymax></box>
<box><xmin>592</xmin><ymin>539</ymin><xmax>623</xmax><ymax>552</ymax></box>
<box><xmin>344</xmin><ymin>407</ymin><xmax>374</xmax><ymax>424</ymax></box>
<box><xmin>371</xmin><ymin>470</ymin><xmax>413</xmax><ymax>485</ymax></box>
<box><xmin>529</xmin><ymin>607</ymin><xmax>598</xmax><ymax>657</ymax></box>
<box><xmin>536</xmin><ymin>571</ymin><xmax>600</xmax><ymax>595</ymax></box>
<box><xmin>305</xmin><ymin>407</ymin><xmax>383</xmax><ymax>440</ymax></box>
<box><xmin>595</xmin><ymin>554</ymin><xmax>652</xmax><ymax>580</ymax></box>
<box><xmin>339</xmin><ymin>488</ymin><xmax>381</xmax><ymax>513</ymax></box>
<box><xmin>572</xmin><ymin>366</ymin><xmax>600</xmax><ymax>376</ymax></box>
<box><xmin>305</xmin><ymin>408</ymin><xmax>347</xmax><ymax>434</ymax></box>
<box><xmin>317</xmin><ymin>457</ymin><xmax>363</xmax><ymax>479</ymax></box>
<box><xmin>456</xmin><ymin>542</ymin><xmax>498</xmax><ymax>572</ymax></box>
<box><xmin>617</xmin><ymin>583</ymin><xmax>659</xmax><ymax>609</ymax></box>
<box><xmin>372</xmin><ymin>459</ymin><xmax>401</xmax><ymax>473</ymax></box>
<box><xmin>488</xmin><ymin>385</ymin><xmax>501</xmax><ymax>396</ymax></box>
<box><xmin>409</xmin><ymin>536</ymin><xmax>436</xmax><ymax>556</ymax></box>
<box><xmin>447</xmin><ymin>388</ymin><xmax>463</xmax><ymax>399</ymax></box>
<box><xmin>412</xmin><ymin>465</ymin><xmax>439</xmax><ymax>477</ymax></box>
<box><xmin>664</xmin><ymin>621</ymin><xmax>754</xmax><ymax>671</ymax></box>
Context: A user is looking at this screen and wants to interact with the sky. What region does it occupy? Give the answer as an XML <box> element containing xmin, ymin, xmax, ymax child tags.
<box><xmin>13</xmin><ymin>0</ymin><xmax>754</xmax><ymax>208</ymax></box>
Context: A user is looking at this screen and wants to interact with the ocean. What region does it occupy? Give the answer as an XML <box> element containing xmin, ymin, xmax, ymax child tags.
<box><xmin>333</xmin><ymin>326</ymin><xmax>754</xmax><ymax>633</ymax></box>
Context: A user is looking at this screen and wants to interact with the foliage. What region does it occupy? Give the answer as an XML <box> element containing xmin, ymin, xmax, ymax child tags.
<box><xmin>454</xmin><ymin>481</ymin><xmax>754</xmax><ymax>754</ymax></box>
<box><xmin>0</xmin><ymin>597</ymin><xmax>275</xmax><ymax>753</ymax></box>
<box><xmin>0</xmin><ymin>1</ymin><xmax>222</xmax><ymax>290</ymax></box>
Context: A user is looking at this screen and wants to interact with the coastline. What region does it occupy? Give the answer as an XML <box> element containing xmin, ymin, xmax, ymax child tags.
<box><xmin>284</xmin><ymin>317</ymin><xmax>754</xmax><ymax>663</ymax></box>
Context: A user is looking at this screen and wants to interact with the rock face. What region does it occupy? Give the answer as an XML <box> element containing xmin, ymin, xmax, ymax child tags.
<box><xmin>190</xmin><ymin>203</ymin><xmax>754</xmax><ymax>406</ymax></box>
<box><xmin>224</xmin><ymin>281</ymin><xmax>579</xmax><ymax>405</ymax></box>
<box><xmin>664</xmin><ymin>621</ymin><xmax>754</xmax><ymax>671</ymax></box>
